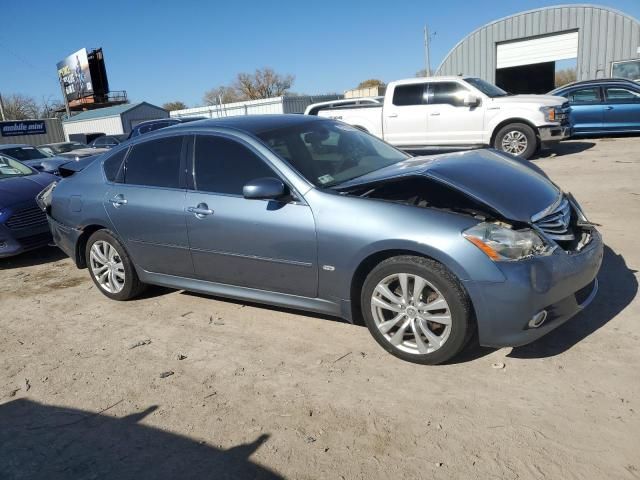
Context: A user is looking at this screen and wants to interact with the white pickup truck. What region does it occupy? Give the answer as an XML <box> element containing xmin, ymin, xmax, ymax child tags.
<box><xmin>305</xmin><ymin>76</ymin><xmax>572</xmax><ymax>159</ymax></box>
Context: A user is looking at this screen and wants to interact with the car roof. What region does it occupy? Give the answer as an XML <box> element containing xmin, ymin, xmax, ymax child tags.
<box><xmin>0</xmin><ymin>144</ymin><xmax>31</xmax><ymax>150</ymax></box>
<box><xmin>170</xmin><ymin>114</ymin><xmax>327</xmax><ymax>135</ymax></box>
<box><xmin>552</xmin><ymin>78</ymin><xmax>639</xmax><ymax>92</ymax></box>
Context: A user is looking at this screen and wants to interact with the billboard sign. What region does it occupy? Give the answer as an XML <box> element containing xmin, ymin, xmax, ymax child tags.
<box><xmin>57</xmin><ymin>48</ymin><xmax>94</xmax><ymax>102</ymax></box>
<box><xmin>1</xmin><ymin>120</ymin><xmax>47</xmax><ymax>137</ymax></box>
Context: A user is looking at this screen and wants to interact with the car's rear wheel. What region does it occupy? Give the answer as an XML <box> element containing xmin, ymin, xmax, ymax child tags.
<box><xmin>361</xmin><ymin>256</ymin><xmax>474</xmax><ymax>365</ymax></box>
<box><xmin>494</xmin><ymin>123</ymin><xmax>537</xmax><ymax>159</ymax></box>
<box><xmin>86</xmin><ymin>230</ymin><xmax>146</xmax><ymax>300</ymax></box>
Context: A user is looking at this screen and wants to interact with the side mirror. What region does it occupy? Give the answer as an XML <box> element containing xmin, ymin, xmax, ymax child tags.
<box><xmin>243</xmin><ymin>177</ymin><xmax>288</xmax><ymax>200</ymax></box>
<box><xmin>463</xmin><ymin>94</ymin><xmax>480</xmax><ymax>107</ymax></box>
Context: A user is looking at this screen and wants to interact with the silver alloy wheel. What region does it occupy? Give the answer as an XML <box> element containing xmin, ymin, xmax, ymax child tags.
<box><xmin>501</xmin><ymin>130</ymin><xmax>528</xmax><ymax>155</ymax></box>
<box><xmin>370</xmin><ymin>273</ymin><xmax>452</xmax><ymax>355</ymax></box>
<box><xmin>89</xmin><ymin>240</ymin><xmax>125</xmax><ymax>294</ymax></box>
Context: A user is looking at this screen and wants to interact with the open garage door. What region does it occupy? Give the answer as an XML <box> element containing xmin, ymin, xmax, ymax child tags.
<box><xmin>496</xmin><ymin>31</ymin><xmax>579</xmax><ymax>94</ymax></box>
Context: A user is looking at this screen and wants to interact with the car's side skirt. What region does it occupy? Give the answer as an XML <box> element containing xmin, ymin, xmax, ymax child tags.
<box><xmin>138</xmin><ymin>269</ymin><xmax>346</xmax><ymax>320</ymax></box>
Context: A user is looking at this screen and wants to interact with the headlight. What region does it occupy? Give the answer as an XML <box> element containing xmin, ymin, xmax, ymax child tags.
<box><xmin>463</xmin><ymin>222</ymin><xmax>550</xmax><ymax>261</ymax></box>
<box><xmin>540</xmin><ymin>106</ymin><xmax>556</xmax><ymax>122</ymax></box>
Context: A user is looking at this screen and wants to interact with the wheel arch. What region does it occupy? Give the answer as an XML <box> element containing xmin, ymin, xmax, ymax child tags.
<box><xmin>75</xmin><ymin>224</ymin><xmax>109</xmax><ymax>268</ymax></box>
<box><xmin>349</xmin><ymin>248</ymin><xmax>476</xmax><ymax>326</ymax></box>
<box><xmin>490</xmin><ymin>118</ymin><xmax>540</xmax><ymax>147</ymax></box>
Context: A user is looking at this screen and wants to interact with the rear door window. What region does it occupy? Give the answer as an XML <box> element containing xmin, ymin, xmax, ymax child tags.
<box><xmin>103</xmin><ymin>148</ymin><xmax>128</xmax><ymax>182</ymax></box>
<box><xmin>392</xmin><ymin>84</ymin><xmax>427</xmax><ymax>106</ymax></box>
<box><xmin>124</xmin><ymin>136</ymin><xmax>184</xmax><ymax>188</ymax></box>
<box><xmin>193</xmin><ymin>135</ymin><xmax>275</xmax><ymax>195</ymax></box>
<box><xmin>604</xmin><ymin>87</ymin><xmax>640</xmax><ymax>103</ymax></box>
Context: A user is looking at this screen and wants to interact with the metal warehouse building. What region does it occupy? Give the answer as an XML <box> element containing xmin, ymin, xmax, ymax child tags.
<box><xmin>62</xmin><ymin>102</ymin><xmax>168</xmax><ymax>139</ymax></box>
<box><xmin>437</xmin><ymin>4</ymin><xmax>640</xmax><ymax>93</ymax></box>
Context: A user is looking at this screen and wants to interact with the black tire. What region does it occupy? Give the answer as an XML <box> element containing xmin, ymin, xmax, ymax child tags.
<box><xmin>360</xmin><ymin>255</ymin><xmax>474</xmax><ymax>365</ymax></box>
<box><xmin>494</xmin><ymin>122</ymin><xmax>537</xmax><ymax>160</ymax></box>
<box><xmin>85</xmin><ymin>229</ymin><xmax>146</xmax><ymax>301</ymax></box>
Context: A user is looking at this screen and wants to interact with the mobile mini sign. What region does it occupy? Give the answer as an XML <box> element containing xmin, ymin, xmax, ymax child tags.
<box><xmin>0</xmin><ymin>120</ymin><xmax>47</xmax><ymax>137</ymax></box>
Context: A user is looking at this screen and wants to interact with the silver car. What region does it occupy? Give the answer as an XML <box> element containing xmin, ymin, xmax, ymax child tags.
<box><xmin>38</xmin><ymin>115</ymin><xmax>602</xmax><ymax>364</ymax></box>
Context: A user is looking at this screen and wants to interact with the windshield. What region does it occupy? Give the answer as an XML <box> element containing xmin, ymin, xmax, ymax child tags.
<box><xmin>49</xmin><ymin>142</ymin><xmax>87</xmax><ymax>153</ymax></box>
<box><xmin>257</xmin><ymin>121</ymin><xmax>409</xmax><ymax>188</ymax></box>
<box><xmin>465</xmin><ymin>78</ymin><xmax>509</xmax><ymax>97</ymax></box>
<box><xmin>1</xmin><ymin>146</ymin><xmax>50</xmax><ymax>160</ymax></box>
<box><xmin>0</xmin><ymin>156</ymin><xmax>33</xmax><ymax>179</ymax></box>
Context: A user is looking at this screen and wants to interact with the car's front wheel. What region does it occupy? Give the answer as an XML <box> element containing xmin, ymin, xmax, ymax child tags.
<box><xmin>494</xmin><ymin>123</ymin><xmax>537</xmax><ymax>159</ymax></box>
<box><xmin>361</xmin><ymin>256</ymin><xmax>474</xmax><ymax>365</ymax></box>
<box><xmin>86</xmin><ymin>230</ymin><xmax>146</xmax><ymax>300</ymax></box>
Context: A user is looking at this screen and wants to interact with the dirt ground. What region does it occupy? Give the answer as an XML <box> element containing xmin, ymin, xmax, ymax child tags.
<box><xmin>1</xmin><ymin>137</ymin><xmax>639</xmax><ymax>480</ymax></box>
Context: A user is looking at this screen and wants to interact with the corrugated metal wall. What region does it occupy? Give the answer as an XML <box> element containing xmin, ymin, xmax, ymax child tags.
<box><xmin>437</xmin><ymin>5</ymin><xmax>640</xmax><ymax>82</ymax></box>
<box><xmin>0</xmin><ymin>118</ymin><xmax>64</xmax><ymax>146</ymax></box>
<box><xmin>63</xmin><ymin>116</ymin><xmax>124</xmax><ymax>139</ymax></box>
<box><xmin>121</xmin><ymin>104</ymin><xmax>168</xmax><ymax>132</ymax></box>
<box><xmin>170</xmin><ymin>95</ymin><xmax>342</xmax><ymax>119</ymax></box>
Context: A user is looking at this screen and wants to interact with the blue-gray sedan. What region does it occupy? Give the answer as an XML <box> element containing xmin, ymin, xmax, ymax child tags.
<box><xmin>38</xmin><ymin>115</ymin><xmax>602</xmax><ymax>364</ymax></box>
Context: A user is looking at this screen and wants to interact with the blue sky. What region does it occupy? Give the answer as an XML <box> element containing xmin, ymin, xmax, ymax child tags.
<box><xmin>2</xmin><ymin>0</ymin><xmax>639</xmax><ymax>107</ymax></box>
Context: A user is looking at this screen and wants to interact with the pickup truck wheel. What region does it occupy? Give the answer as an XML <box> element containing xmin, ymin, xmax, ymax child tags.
<box><xmin>494</xmin><ymin>123</ymin><xmax>537</xmax><ymax>159</ymax></box>
<box><xmin>361</xmin><ymin>255</ymin><xmax>474</xmax><ymax>365</ymax></box>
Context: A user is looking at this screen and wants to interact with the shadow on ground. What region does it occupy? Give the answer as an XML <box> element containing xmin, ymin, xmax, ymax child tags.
<box><xmin>535</xmin><ymin>141</ymin><xmax>596</xmax><ymax>158</ymax></box>
<box><xmin>0</xmin><ymin>398</ymin><xmax>281</xmax><ymax>480</ymax></box>
<box><xmin>0</xmin><ymin>246</ymin><xmax>66</xmax><ymax>270</ymax></box>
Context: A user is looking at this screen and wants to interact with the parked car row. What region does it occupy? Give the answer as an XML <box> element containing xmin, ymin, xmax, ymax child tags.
<box><xmin>34</xmin><ymin>114</ymin><xmax>602</xmax><ymax>365</ymax></box>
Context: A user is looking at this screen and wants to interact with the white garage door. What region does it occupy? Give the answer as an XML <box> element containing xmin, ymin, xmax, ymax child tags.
<box><xmin>497</xmin><ymin>31</ymin><xmax>579</xmax><ymax>69</ymax></box>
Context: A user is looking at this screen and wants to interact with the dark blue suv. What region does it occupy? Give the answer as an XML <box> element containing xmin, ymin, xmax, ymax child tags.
<box><xmin>550</xmin><ymin>79</ymin><xmax>640</xmax><ymax>135</ymax></box>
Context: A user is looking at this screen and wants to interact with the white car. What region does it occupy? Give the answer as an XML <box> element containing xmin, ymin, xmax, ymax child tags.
<box><xmin>307</xmin><ymin>76</ymin><xmax>571</xmax><ymax>159</ymax></box>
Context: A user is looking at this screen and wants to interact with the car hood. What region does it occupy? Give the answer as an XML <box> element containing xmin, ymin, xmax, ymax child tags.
<box><xmin>336</xmin><ymin>149</ymin><xmax>561</xmax><ymax>223</ymax></box>
<box><xmin>491</xmin><ymin>94</ymin><xmax>566</xmax><ymax>107</ymax></box>
<box><xmin>0</xmin><ymin>172</ymin><xmax>57</xmax><ymax>208</ymax></box>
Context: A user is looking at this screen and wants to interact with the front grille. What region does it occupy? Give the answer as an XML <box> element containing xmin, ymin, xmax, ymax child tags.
<box><xmin>6</xmin><ymin>205</ymin><xmax>48</xmax><ymax>231</ymax></box>
<box><xmin>533</xmin><ymin>197</ymin><xmax>574</xmax><ymax>241</ymax></box>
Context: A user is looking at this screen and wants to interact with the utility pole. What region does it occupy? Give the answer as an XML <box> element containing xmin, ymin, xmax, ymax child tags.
<box><xmin>424</xmin><ymin>26</ymin><xmax>436</xmax><ymax>76</ymax></box>
<box><xmin>0</xmin><ymin>93</ymin><xmax>5</xmax><ymax>121</ymax></box>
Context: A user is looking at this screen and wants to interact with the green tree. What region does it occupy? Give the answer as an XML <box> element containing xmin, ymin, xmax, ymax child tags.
<box><xmin>162</xmin><ymin>101</ymin><xmax>188</xmax><ymax>111</ymax></box>
<box><xmin>357</xmin><ymin>79</ymin><xmax>386</xmax><ymax>89</ymax></box>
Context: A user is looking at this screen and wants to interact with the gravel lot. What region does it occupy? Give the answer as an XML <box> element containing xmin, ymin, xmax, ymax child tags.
<box><xmin>1</xmin><ymin>137</ymin><xmax>638</xmax><ymax>480</ymax></box>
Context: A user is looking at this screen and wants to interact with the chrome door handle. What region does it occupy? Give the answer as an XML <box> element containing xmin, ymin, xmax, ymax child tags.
<box><xmin>109</xmin><ymin>195</ymin><xmax>127</xmax><ymax>207</ymax></box>
<box><xmin>387</xmin><ymin>113</ymin><xmax>398</xmax><ymax>118</ymax></box>
<box><xmin>605</xmin><ymin>106</ymin><xmax>614</xmax><ymax>110</ymax></box>
<box><xmin>187</xmin><ymin>203</ymin><xmax>214</xmax><ymax>218</ymax></box>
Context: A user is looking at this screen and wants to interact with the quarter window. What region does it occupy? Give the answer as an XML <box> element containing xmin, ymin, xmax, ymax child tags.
<box><xmin>392</xmin><ymin>84</ymin><xmax>427</xmax><ymax>106</ymax></box>
<box><xmin>605</xmin><ymin>87</ymin><xmax>640</xmax><ymax>102</ymax></box>
<box><xmin>194</xmin><ymin>135</ymin><xmax>275</xmax><ymax>195</ymax></box>
<box><xmin>428</xmin><ymin>82</ymin><xmax>470</xmax><ymax>107</ymax></box>
<box><xmin>567</xmin><ymin>87</ymin><xmax>601</xmax><ymax>104</ymax></box>
<box><xmin>125</xmin><ymin>136</ymin><xmax>183</xmax><ymax>188</ymax></box>
<box><xmin>103</xmin><ymin>148</ymin><xmax>128</xmax><ymax>182</ymax></box>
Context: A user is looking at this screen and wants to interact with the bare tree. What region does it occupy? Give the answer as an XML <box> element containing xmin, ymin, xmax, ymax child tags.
<box><xmin>357</xmin><ymin>79</ymin><xmax>386</xmax><ymax>89</ymax></box>
<box><xmin>555</xmin><ymin>68</ymin><xmax>577</xmax><ymax>87</ymax></box>
<box><xmin>1</xmin><ymin>94</ymin><xmax>40</xmax><ymax>120</ymax></box>
<box><xmin>233</xmin><ymin>68</ymin><xmax>294</xmax><ymax>100</ymax></box>
<box><xmin>203</xmin><ymin>86</ymin><xmax>245</xmax><ymax>105</ymax></box>
<box><xmin>38</xmin><ymin>95</ymin><xmax>65</xmax><ymax>119</ymax></box>
<box><xmin>162</xmin><ymin>101</ymin><xmax>188</xmax><ymax>112</ymax></box>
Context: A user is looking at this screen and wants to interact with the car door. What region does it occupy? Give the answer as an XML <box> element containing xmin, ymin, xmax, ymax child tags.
<box><xmin>382</xmin><ymin>83</ymin><xmax>429</xmax><ymax>146</ymax></box>
<box><xmin>602</xmin><ymin>86</ymin><xmax>640</xmax><ymax>131</ymax></box>
<box><xmin>185</xmin><ymin>133</ymin><xmax>318</xmax><ymax>297</ymax></box>
<box><xmin>423</xmin><ymin>81</ymin><xmax>485</xmax><ymax>145</ymax></box>
<box><xmin>104</xmin><ymin>135</ymin><xmax>194</xmax><ymax>277</ymax></box>
<box><xmin>564</xmin><ymin>86</ymin><xmax>605</xmax><ymax>133</ymax></box>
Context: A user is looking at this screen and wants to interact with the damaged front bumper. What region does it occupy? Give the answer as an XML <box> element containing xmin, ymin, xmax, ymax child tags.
<box><xmin>466</xmin><ymin>228</ymin><xmax>603</xmax><ymax>348</ymax></box>
<box><xmin>538</xmin><ymin>124</ymin><xmax>572</xmax><ymax>147</ymax></box>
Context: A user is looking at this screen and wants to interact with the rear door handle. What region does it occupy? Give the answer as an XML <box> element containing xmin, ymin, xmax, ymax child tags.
<box><xmin>387</xmin><ymin>113</ymin><xmax>398</xmax><ymax>118</ymax></box>
<box><xmin>430</xmin><ymin>112</ymin><xmax>441</xmax><ymax>116</ymax></box>
<box><xmin>109</xmin><ymin>194</ymin><xmax>127</xmax><ymax>207</ymax></box>
<box><xmin>605</xmin><ymin>106</ymin><xmax>614</xmax><ymax>110</ymax></box>
<box><xmin>187</xmin><ymin>203</ymin><xmax>214</xmax><ymax>218</ymax></box>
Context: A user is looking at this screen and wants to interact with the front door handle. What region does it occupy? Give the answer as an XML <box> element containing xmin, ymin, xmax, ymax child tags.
<box><xmin>605</xmin><ymin>106</ymin><xmax>614</xmax><ymax>110</ymax></box>
<box><xmin>387</xmin><ymin>113</ymin><xmax>398</xmax><ymax>118</ymax></box>
<box><xmin>430</xmin><ymin>112</ymin><xmax>441</xmax><ymax>116</ymax></box>
<box><xmin>109</xmin><ymin>194</ymin><xmax>127</xmax><ymax>207</ymax></box>
<box><xmin>187</xmin><ymin>203</ymin><xmax>214</xmax><ymax>218</ymax></box>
